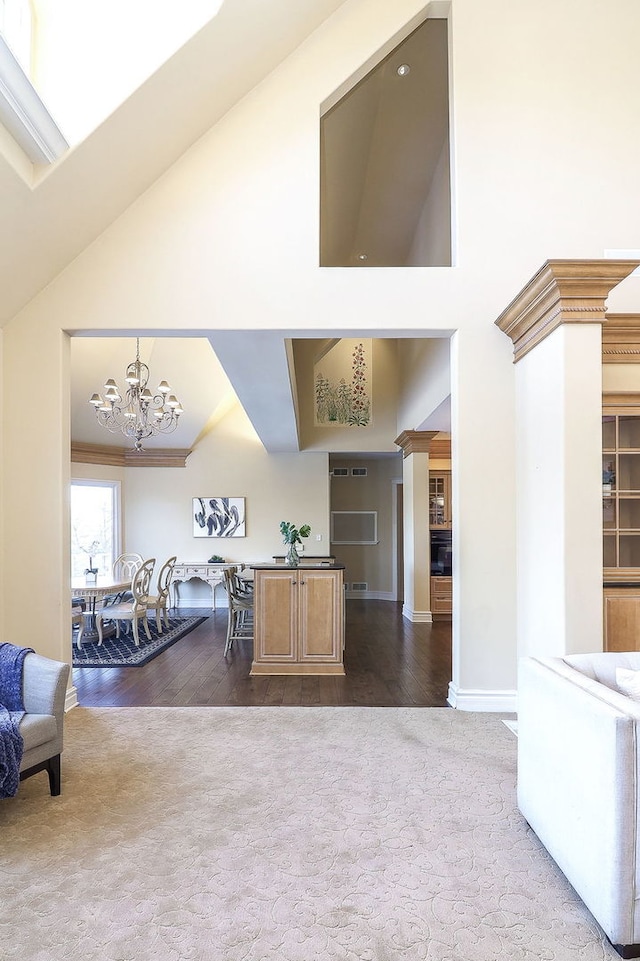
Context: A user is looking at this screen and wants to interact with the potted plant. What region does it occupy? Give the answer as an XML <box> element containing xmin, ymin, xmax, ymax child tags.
<box><xmin>279</xmin><ymin>521</ymin><xmax>311</xmax><ymax>568</ymax></box>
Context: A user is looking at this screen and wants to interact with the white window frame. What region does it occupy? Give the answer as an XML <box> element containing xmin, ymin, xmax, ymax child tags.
<box><xmin>70</xmin><ymin>479</ymin><xmax>122</xmax><ymax>579</ymax></box>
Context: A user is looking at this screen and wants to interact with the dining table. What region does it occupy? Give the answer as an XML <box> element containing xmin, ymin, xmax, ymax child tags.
<box><xmin>71</xmin><ymin>575</ymin><xmax>132</xmax><ymax>644</ymax></box>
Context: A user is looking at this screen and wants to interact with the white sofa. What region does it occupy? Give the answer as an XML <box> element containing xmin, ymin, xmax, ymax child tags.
<box><xmin>518</xmin><ymin>653</ymin><xmax>640</xmax><ymax>959</ymax></box>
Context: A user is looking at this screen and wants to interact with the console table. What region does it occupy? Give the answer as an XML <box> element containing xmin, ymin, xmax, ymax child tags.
<box><xmin>172</xmin><ymin>562</ymin><xmax>232</xmax><ymax>609</ymax></box>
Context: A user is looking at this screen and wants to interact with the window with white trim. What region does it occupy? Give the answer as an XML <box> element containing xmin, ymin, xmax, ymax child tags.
<box><xmin>0</xmin><ymin>0</ymin><xmax>32</xmax><ymax>74</ymax></box>
<box><xmin>70</xmin><ymin>480</ymin><xmax>120</xmax><ymax>579</ymax></box>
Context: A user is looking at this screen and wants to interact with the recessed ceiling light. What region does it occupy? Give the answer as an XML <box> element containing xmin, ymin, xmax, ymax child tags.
<box><xmin>357</xmin><ymin>253</ymin><xmax>368</xmax><ymax>261</ymax></box>
<box><xmin>397</xmin><ymin>63</ymin><xmax>411</xmax><ymax>77</ymax></box>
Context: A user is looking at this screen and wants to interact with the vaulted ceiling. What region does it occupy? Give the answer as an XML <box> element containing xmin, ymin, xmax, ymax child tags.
<box><xmin>3</xmin><ymin>0</ymin><xmax>451</xmax><ymax>455</ymax></box>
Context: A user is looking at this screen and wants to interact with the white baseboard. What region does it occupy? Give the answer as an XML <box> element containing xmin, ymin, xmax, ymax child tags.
<box><xmin>447</xmin><ymin>682</ymin><xmax>517</xmax><ymax>713</ymax></box>
<box><xmin>345</xmin><ymin>590</ymin><xmax>395</xmax><ymax>601</ymax></box>
<box><xmin>65</xmin><ymin>686</ymin><xmax>79</xmax><ymax>711</ymax></box>
<box><xmin>402</xmin><ymin>605</ymin><xmax>433</xmax><ymax>623</ymax></box>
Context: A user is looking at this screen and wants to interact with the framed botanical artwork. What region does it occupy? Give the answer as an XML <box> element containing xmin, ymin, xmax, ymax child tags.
<box><xmin>193</xmin><ymin>497</ymin><xmax>246</xmax><ymax>537</ymax></box>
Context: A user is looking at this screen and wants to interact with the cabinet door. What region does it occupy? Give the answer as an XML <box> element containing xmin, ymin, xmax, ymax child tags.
<box><xmin>430</xmin><ymin>576</ymin><xmax>452</xmax><ymax>616</ymax></box>
<box><xmin>298</xmin><ymin>570</ymin><xmax>343</xmax><ymax>662</ymax></box>
<box><xmin>603</xmin><ymin>588</ymin><xmax>640</xmax><ymax>652</ymax></box>
<box><xmin>254</xmin><ymin>570</ymin><xmax>297</xmax><ymax>663</ymax></box>
<box><xmin>429</xmin><ymin>472</ymin><xmax>451</xmax><ymax>529</ymax></box>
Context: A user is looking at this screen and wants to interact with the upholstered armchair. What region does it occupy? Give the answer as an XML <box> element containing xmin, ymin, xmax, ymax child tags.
<box><xmin>17</xmin><ymin>652</ymin><xmax>70</xmax><ymax>796</ymax></box>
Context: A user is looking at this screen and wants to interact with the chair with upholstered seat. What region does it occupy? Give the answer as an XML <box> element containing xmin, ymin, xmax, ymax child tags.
<box><xmin>3</xmin><ymin>649</ymin><xmax>70</xmax><ymax>796</ymax></box>
<box><xmin>222</xmin><ymin>566</ymin><xmax>253</xmax><ymax>656</ymax></box>
<box><xmin>96</xmin><ymin>558</ymin><xmax>155</xmax><ymax>647</ymax></box>
<box><xmin>147</xmin><ymin>556</ymin><xmax>177</xmax><ymax>633</ymax></box>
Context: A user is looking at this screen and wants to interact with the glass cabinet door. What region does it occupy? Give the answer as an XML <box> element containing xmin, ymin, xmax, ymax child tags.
<box><xmin>429</xmin><ymin>473</ymin><xmax>451</xmax><ymax>529</ymax></box>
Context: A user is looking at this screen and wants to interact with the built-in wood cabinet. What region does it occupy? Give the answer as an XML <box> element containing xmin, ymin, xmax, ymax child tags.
<box><xmin>430</xmin><ymin>575</ymin><xmax>452</xmax><ymax>618</ymax></box>
<box><xmin>603</xmin><ymin>585</ymin><xmax>640</xmax><ymax>652</ymax></box>
<box><xmin>603</xmin><ymin>409</ymin><xmax>640</xmax><ymax>574</ymax></box>
<box><xmin>429</xmin><ymin>471</ymin><xmax>452</xmax><ymax>529</ymax></box>
<box><xmin>250</xmin><ymin>565</ymin><xmax>345</xmax><ymax>675</ymax></box>
<box><xmin>603</xmin><ymin>400</ymin><xmax>640</xmax><ymax>651</ymax></box>
<box><xmin>430</xmin><ymin>469</ymin><xmax>452</xmax><ymax>619</ymax></box>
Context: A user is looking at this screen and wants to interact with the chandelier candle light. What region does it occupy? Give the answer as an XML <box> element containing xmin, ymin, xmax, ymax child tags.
<box><xmin>89</xmin><ymin>339</ymin><xmax>183</xmax><ymax>452</ymax></box>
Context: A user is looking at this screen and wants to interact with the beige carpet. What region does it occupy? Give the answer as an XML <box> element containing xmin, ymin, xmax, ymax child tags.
<box><xmin>0</xmin><ymin>708</ymin><xmax>618</xmax><ymax>960</ymax></box>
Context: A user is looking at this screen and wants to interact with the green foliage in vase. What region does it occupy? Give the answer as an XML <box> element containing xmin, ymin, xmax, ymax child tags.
<box><xmin>279</xmin><ymin>521</ymin><xmax>311</xmax><ymax>546</ymax></box>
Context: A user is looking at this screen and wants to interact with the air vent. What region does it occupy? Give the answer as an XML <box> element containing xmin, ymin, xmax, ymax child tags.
<box><xmin>331</xmin><ymin>467</ymin><xmax>349</xmax><ymax>477</ymax></box>
<box><xmin>351</xmin><ymin>467</ymin><xmax>368</xmax><ymax>477</ymax></box>
<box><xmin>352</xmin><ymin>582</ymin><xmax>368</xmax><ymax>591</ymax></box>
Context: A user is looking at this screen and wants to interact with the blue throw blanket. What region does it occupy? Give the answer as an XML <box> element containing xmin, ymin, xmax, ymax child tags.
<box><xmin>0</xmin><ymin>643</ymin><xmax>34</xmax><ymax>799</ymax></box>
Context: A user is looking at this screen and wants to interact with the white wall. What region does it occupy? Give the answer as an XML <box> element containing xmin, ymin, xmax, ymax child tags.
<box><xmin>329</xmin><ymin>454</ymin><xmax>403</xmax><ymax>596</ymax></box>
<box><xmin>123</xmin><ymin>403</ymin><xmax>330</xmax><ymax>606</ymax></box>
<box><xmin>4</xmin><ymin>0</ymin><xmax>640</xmax><ymax>699</ymax></box>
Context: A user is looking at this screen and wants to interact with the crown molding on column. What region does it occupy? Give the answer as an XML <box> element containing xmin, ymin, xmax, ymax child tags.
<box><xmin>71</xmin><ymin>442</ymin><xmax>192</xmax><ymax>468</ymax></box>
<box><xmin>495</xmin><ymin>260</ymin><xmax>640</xmax><ymax>363</ymax></box>
<box><xmin>394</xmin><ymin>430</ymin><xmax>439</xmax><ymax>458</ymax></box>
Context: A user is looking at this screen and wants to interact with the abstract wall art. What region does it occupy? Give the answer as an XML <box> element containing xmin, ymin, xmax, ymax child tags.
<box><xmin>193</xmin><ymin>497</ymin><xmax>246</xmax><ymax>537</ymax></box>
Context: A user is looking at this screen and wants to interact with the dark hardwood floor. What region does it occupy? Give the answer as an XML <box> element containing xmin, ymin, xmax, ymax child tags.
<box><xmin>72</xmin><ymin>599</ymin><xmax>452</xmax><ymax>708</ymax></box>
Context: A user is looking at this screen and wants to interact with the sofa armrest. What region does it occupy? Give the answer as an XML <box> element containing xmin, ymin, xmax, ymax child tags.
<box><xmin>518</xmin><ymin>656</ymin><xmax>640</xmax><ymax>947</ymax></box>
<box><xmin>22</xmin><ymin>653</ymin><xmax>70</xmax><ymax>728</ymax></box>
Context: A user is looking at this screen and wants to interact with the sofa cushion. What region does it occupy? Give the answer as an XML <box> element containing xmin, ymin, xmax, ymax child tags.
<box><xmin>564</xmin><ymin>651</ymin><xmax>640</xmax><ymax>692</ymax></box>
<box><xmin>18</xmin><ymin>713</ymin><xmax>57</xmax><ymax>752</ymax></box>
<box><xmin>616</xmin><ymin>667</ymin><xmax>640</xmax><ymax>701</ymax></box>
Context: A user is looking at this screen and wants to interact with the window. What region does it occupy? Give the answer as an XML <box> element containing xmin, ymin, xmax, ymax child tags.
<box><xmin>0</xmin><ymin>0</ymin><xmax>32</xmax><ymax>74</ymax></box>
<box><xmin>70</xmin><ymin>481</ymin><xmax>120</xmax><ymax>579</ymax></box>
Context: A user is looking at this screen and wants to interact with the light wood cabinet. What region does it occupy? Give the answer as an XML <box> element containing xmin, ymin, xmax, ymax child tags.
<box><xmin>250</xmin><ymin>565</ymin><xmax>345</xmax><ymax>675</ymax></box>
<box><xmin>603</xmin><ymin>401</ymin><xmax>640</xmax><ymax>650</ymax></box>
<box><xmin>430</xmin><ymin>576</ymin><xmax>452</xmax><ymax>618</ymax></box>
<box><xmin>429</xmin><ymin>471</ymin><xmax>452</xmax><ymax>529</ymax></box>
<box><xmin>603</xmin><ymin>585</ymin><xmax>640</xmax><ymax>652</ymax></box>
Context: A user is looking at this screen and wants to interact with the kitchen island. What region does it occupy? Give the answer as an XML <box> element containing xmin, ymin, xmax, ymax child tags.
<box><xmin>250</xmin><ymin>562</ymin><xmax>345</xmax><ymax>675</ymax></box>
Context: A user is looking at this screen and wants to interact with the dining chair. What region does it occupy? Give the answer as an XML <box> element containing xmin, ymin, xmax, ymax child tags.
<box><xmin>95</xmin><ymin>558</ymin><xmax>155</xmax><ymax>647</ymax></box>
<box><xmin>72</xmin><ymin>605</ymin><xmax>85</xmax><ymax>649</ymax></box>
<box><xmin>222</xmin><ymin>566</ymin><xmax>253</xmax><ymax>656</ymax></box>
<box><xmin>147</xmin><ymin>556</ymin><xmax>177</xmax><ymax>634</ymax></box>
<box><xmin>102</xmin><ymin>552</ymin><xmax>144</xmax><ymax>607</ymax></box>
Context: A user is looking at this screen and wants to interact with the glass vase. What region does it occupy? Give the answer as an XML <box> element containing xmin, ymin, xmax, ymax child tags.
<box><xmin>285</xmin><ymin>543</ymin><xmax>299</xmax><ymax>567</ymax></box>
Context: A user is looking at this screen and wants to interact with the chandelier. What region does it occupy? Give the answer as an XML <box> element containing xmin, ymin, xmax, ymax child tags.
<box><xmin>89</xmin><ymin>339</ymin><xmax>183</xmax><ymax>452</ymax></box>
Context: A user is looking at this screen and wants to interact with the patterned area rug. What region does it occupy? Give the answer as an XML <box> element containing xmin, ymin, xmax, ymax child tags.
<box><xmin>72</xmin><ymin>615</ymin><xmax>207</xmax><ymax>667</ymax></box>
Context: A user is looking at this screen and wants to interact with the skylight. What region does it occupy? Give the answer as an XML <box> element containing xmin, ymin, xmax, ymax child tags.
<box><xmin>0</xmin><ymin>0</ymin><xmax>225</xmax><ymax>163</ymax></box>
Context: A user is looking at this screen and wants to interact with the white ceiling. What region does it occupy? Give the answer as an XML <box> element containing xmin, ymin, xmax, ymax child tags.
<box><xmin>71</xmin><ymin>336</ymin><xmax>237</xmax><ymax>451</ymax></box>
